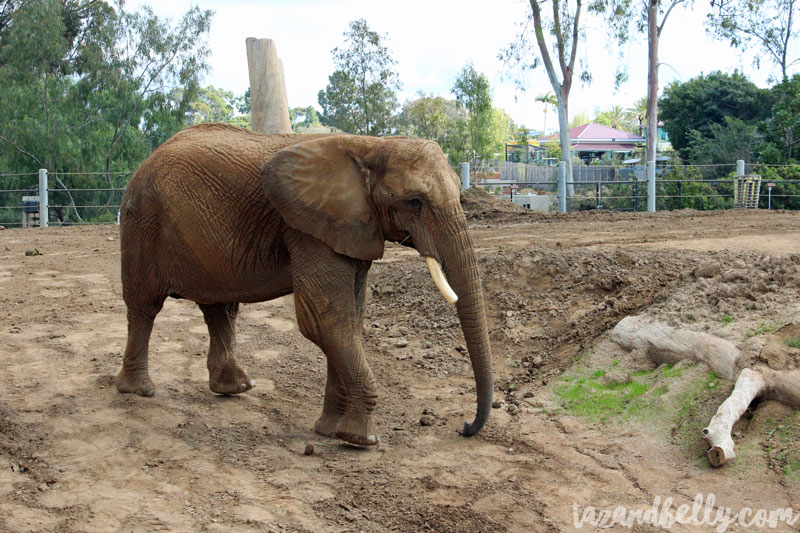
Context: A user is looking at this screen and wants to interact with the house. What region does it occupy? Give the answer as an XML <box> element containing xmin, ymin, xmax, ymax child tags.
<box><xmin>538</xmin><ymin>123</ymin><xmax>645</xmax><ymax>164</ymax></box>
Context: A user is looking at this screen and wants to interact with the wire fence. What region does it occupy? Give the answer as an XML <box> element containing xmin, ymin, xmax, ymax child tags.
<box><xmin>2</xmin><ymin>163</ymin><xmax>800</xmax><ymax>228</ymax></box>
<box><xmin>0</xmin><ymin>171</ymin><xmax>129</xmax><ymax>227</ymax></box>
<box><xmin>473</xmin><ymin>162</ymin><xmax>800</xmax><ymax>212</ymax></box>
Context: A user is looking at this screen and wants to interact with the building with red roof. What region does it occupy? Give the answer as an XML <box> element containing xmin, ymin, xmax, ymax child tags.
<box><xmin>539</xmin><ymin>123</ymin><xmax>645</xmax><ymax>163</ymax></box>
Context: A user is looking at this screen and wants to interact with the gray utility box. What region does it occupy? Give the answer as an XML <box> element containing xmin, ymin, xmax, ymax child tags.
<box><xmin>22</xmin><ymin>195</ymin><xmax>39</xmax><ymax>228</ymax></box>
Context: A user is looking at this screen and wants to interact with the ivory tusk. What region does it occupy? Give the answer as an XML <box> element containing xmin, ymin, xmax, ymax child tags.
<box><xmin>425</xmin><ymin>257</ymin><xmax>458</xmax><ymax>304</ymax></box>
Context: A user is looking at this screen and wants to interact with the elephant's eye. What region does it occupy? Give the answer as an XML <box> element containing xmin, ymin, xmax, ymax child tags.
<box><xmin>408</xmin><ymin>198</ymin><xmax>423</xmax><ymax>211</ymax></box>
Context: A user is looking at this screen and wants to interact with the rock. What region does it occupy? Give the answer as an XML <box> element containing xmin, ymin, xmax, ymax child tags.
<box><xmin>395</xmin><ymin>339</ymin><xmax>408</xmax><ymax>348</ymax></box>
<box><xmin>38</xmin><ymin>483</ymin><xmax>48</xmax><ymax>492</ymax></box>
<box><xmin>419</xmin><ymin>415</ymin><xmax>434</xmax><ymax>426</ymax></box>
<box><xmin>507</xmin><ymin>404</ymin><xmax>519</xmax><ymax>415</ymax></box>
<box><xmin>0</xmin><ymin>225</ymin><xmax>5</xmax><ymax>230</ymax></box>
<box><xmin>24</xmin><ymin>248</ymin><xmax>42</xmax><ymax>256</ymax></box>
<box><xmin>693</xmin><ymin>261</ymin><xmax>721</xmax><ymax>279</ymax></box>
<box><xmin>304</xmin><ymin>443</ymin><xmax>314</xmax><ymax>456</ymax></box>
<box><xmin>492</xmin><ymin>400</ymin><xmax>502</xmax><ymax>409</ymax></box>
<box><xmin>107</xmin><ymin>236</ymin><xmax>114</xmax><ymax>241</ymax></box>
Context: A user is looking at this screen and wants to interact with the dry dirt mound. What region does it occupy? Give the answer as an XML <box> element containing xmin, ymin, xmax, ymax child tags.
<box><xmin>460</xmin><ymin>186</ymin><xmax>542</xmax><ymax>223</ymax></box>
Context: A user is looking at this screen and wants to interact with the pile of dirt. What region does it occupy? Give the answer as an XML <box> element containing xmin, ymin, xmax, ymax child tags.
<box><xmin>460</xmin><ymin>186</ymin><xmax>541</xmax><ymax>223</ymax></box>
<box><xmin>368</xmin><ymin>245</ymin><xmax>706</xmax><ymax>391</ymax></box>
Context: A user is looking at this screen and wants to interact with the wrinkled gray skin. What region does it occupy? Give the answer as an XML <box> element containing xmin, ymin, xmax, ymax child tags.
<box><xmin>117</xmin><ymin>123</ymin><xmax>493</xmax><ymax>446</ymax></box>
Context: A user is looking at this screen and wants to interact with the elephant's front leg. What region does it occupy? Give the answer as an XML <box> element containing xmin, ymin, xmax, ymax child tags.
<box><xmin>288</xmin><ymin>233</ymin><xmax>378</xmax><ymax>446</ymax></box>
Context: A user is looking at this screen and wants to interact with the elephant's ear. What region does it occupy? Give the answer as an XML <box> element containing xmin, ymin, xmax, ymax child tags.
<box><xmin>261</xmin><ymin>135</ymin><xmax>385</xmax><ymax>261</ymax></box>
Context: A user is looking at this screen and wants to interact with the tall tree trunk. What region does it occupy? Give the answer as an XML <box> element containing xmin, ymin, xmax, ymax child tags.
<box><xmin>646</xmin><ymin>0</ymin><xmax>659</xmax><ymax>164</ymax></box>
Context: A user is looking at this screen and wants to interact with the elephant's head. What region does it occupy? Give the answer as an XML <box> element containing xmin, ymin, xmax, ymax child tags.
<box><xmin>261</xmin><ymin>135</ymin><xmax>493</xmax><ymax>436</ymax></box>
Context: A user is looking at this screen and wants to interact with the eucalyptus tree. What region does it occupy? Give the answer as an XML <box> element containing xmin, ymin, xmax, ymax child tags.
<box><xmin>596</xmin><ymin>0</ymin><xmax>689</xmax><ymax>163</ymax></box>
<box><xmin>707</xmin><ymin>0</ymin><xmax>799</xmax><ymax>82</ymax></box>
<box><xmin>501</xmin><ymin>0</ymin><xmax>597</xmax><ymax>186</ymax></box>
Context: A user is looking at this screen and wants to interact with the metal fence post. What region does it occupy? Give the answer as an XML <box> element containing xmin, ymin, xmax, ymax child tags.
<box><xmin>461</xmin><ymin>162</ymin><xmax>470</xmax><ymax>190</ymax></box>
<box><xmin>736</xmin><ymin>160</ymin><xmax>745</xmax><ymax>177</ymax></box>
<box><xmin>38</xmin><ymin>168</ymin><xmax>48</xmax><ymax>228</ymax></box>
<box><xmin>647</xmin><ymin>161</ymin><xmax>656</xmax><ymax>212</ymax></box>
<box><xmin>558</xmin><ymin>161</ymin><xmax>567</xmax><ymax>213</ymax></box>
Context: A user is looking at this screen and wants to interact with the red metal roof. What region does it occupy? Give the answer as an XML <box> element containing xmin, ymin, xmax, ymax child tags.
<box><xmin>573</xmin><ymin>143</ymin><xmax>639</xmax><ymax>152</ymax></box>
<box><xmin>539</xmin><ymin>123</ymin><xmax>645</xmax><ymax>143</ymax></box>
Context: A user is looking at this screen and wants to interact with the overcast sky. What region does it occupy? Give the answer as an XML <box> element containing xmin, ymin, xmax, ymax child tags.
<box><xmin>127</xmin><ymin>0</ymin><xmax>782</xmax><ymax>132</ymax></box>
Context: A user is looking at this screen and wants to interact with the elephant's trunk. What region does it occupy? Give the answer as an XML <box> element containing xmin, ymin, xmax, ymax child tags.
<box><xmin>434</xmin><ymin>206</ymin><xmax>493</xmax><ymax>437</ymax></box>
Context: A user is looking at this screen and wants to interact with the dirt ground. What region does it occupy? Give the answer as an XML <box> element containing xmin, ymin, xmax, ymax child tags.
<box><xmin>2</xmin><ymin>204</ymin><xmax>800</xmax><ymax>532</ymax></box>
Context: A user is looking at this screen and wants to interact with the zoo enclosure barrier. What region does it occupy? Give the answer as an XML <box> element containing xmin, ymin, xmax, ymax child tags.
<box><xmin>0</xmin><ymin>169</ymin><xmax>130</xmax><ymax>228</ymax></box>
<box><xmin>465</xmin><ymin>160</ymin><xmax>800</xmax><ymax>213</ymax></box>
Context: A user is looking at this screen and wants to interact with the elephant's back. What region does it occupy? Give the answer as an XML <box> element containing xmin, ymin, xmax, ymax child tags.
<box><xmin>122</xmin><ymin>124</ymin><xmax>337</xmax><ymax>297</ymax></box>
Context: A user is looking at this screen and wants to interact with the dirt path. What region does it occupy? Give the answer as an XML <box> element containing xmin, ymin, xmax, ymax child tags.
<box><xmin>1</xmin><ymin>209</ymin><xmax>799</xmax><ymax>532</ymax></box>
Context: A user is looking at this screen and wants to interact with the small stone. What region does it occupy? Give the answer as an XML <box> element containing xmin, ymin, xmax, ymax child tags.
<box><xmin>693</xmin><ymin>261</ymin><xmax>722</xmax><ymax>279</ymax></box>
<box><xmin>419</xmin><ymin>415</ymin><xmax>434</xmax><ymax>426</ymax></box>
<box><xmin>455</xmin><ymin>345</ymin><xmax>467</xmax><ymax>354</ymax></box>
<box><xmin>38</xmin><ymin>483</ymin><xmax>48</xmax><ymax>492</ymax></box>
<box><xmin>304</xmin><ymin>443</ymin><xmax>314</xmax><ymax>455</ymax></box>
<box><xmin>507</xmin><ymin>404</ymin><xmax>519</xmax><ymax>415</ymax></box>
<box><xmin>24</xmin><ymin>248</ymin><xmax>42</xmax><ymax>256</ymax></box>
<box><xmin>0</xmin><ymin>225</ymin><xmax>5</xmax><ymax>230</ymax></box>
<box><xmin>507</xmin><ymin>447</ymin><xmax>514</xmax><ymax>454</ymax></box>
<box><xmin>107</xmin><ymin>236</ymin><xmax>114</xmax><ymax>241</ymax></box>
<box><xmin>395</xmin><ymin>339</ymin><xmax>408</xmax><ymax>348</ymax></box>
<box><xmin>492</xmin><ymin>401</ymin><xmax>502</xmax><ymax>409</ymax></box>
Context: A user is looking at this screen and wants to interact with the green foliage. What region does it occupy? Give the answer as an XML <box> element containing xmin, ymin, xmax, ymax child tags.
<box><xmin>752</xmin><ymin>164</ymin><xmax>800</xmax><ymax>209</ymax></box>
<box><xmin>657</xmin><ymin>166</ymin><xmax>733</xmax><ymax>211</ymax></box>
<box><xmin>722</xmin><ymin>314</ymin><xmax>735</xmax><ymax>324</ymax></box>
<box><xmin>658</xmin><ymin>71</ymin><xmax>773</xmax><ymax>160</ymax></box>
<box><xmin>318</xmin><ymin>19</ymin><xmax>400</xmax><ymax>136</ymax></box>
<box><xmin>452</xmin><ymin>62</ymin><xmax>497</xmax><ymax>161</ymax></box>
<box><xmin>397</xmin><ymin>94</ymin><xmax>470</xmax><ymax>163</ymax></box>
<box><xmin>759</xmin><ymin>75</ymin><xmax>800</xmax><ymax>163</ymax></box>
<box><xmin>685</xmin><ymin>116</ymin><xmax>762</xmax><ymax>170</ymax></box>
<box><xmin>289</xmin><ymin>106</ymin><xmax>323</xmax><ymax>132</ymax></box>
<box><xmin>187</xmin><ymin>86</ymin><xmax>236</xmax><ymax>125</ymax></box>
<box><xmin>0</xmin><ymin>0</ymin><xmax>213</xmax><ymax>225</ymax></box>
<box><xmin>594</xmin><ymin>105</ymin><xmax>634</xmax><ymax>131</ymax></box>
<box><xmin>786</xmin><ymin>337</ymin><xmax>800</xmax><ymax>348</ymax></box>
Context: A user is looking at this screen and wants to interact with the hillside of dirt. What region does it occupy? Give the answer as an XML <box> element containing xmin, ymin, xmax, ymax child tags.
<box><xmin>1</xmin><ymin>208</ymin><xmax>800</xmax><ymax>532</ymax></box>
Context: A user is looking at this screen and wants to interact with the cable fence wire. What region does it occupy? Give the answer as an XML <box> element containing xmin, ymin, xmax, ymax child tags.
<box><xmin>0</xmin><ymin>173</ymin><xmax>39</xmax><ymax>227</ymax></box>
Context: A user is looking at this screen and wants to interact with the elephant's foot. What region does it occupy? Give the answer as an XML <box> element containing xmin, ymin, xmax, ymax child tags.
<box><xmin>115</xmin><ymin>369</ymin><xmax>156</xmax><ymax>397</ymax></box>
<box><xmin>314</xmin><ymin>412</ymin><xmax>343</xmax><ymax>438</ymax></box>
<box><xmin>209</xmin><ymin>361</ymin><xmax>255</xmax><ymax>395</ymax></box>
<box><xmin>335</xmin><ymin>413</ymin><xmax>379</xmax><ymax>446</ymax></box>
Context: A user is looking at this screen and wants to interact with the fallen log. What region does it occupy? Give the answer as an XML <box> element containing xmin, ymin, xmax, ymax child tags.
<box><xmin>611</xmin><ymin>315</ymin><xmax>800</xmax><ymax>467</ymax></box>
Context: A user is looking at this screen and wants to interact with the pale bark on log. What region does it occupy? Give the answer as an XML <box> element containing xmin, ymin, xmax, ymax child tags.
<box><xmin>245</xmin><ymin>38</ymin><xmax>292</xmax><ymax>134</ymax></box>
<box><xmin>611</xmin><ymin>315</ymin><xmax>800</xmax><ymax>467</ymax></box>
<box><xmin>611</xmin><ymin>316</ymin><xmax>740</xmax><ymax>380</ymax></box>
<box><xmin>702</xmin><ymin>368</ymin><xmax>767</xmax><ymax>467</ymax></box>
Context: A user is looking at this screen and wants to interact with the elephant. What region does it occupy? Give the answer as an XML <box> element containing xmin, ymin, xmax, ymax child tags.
<box><xmin>116</xmin><ymin>123</ymin><xmax>493</xmax><ymax>446</ymax></box>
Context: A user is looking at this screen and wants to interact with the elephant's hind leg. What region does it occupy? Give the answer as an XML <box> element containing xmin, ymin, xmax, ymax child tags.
<box><xmin>116</xmin><ymin>303</ymin><xmax>164</xmax><ymax>397</ymax></box>
<box><xmin>200</xmin><ymin>302</ymin><xmax>255</xmax><ymax>395</ymax></box>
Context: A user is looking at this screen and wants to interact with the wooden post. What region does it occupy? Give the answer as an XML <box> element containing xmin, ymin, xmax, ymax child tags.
<box><xmin>245</xmin><ymin>38</ymin><xmax>292</xmax><ymax>134</ymax></box>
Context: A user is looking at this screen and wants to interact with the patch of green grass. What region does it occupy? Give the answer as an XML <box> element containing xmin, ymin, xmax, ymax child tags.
<box><xmin>555</xmin><ymin>361</ymin><xmax>658</xmax><ymax>422</ymax></box>
<box><xmin>745</xmin><ymin>321</ymin><xmax>778</xmax><ymax>339</ymax></box>
<box><xmin>661</xmin><ymin>364</ymin><xmax>685</xmax><ymax>378</ymax></box>
<box><xmin>673</xmin><ymin>370</ymin><xmax>725</xmax><ymax>456</ymax></box>
<box><xmin>786</xmin><ymin>337</ymin><xmax>800</xmax><ymax>349</ymax></box>
<box><xmin>722</xmin><ymin>314</ymin><xmax>735</xmax><ymax>325</ymax></box>
<box><xmin>611</xmin><ymin>359</ymin><xmax>620</xmax><ymax>367</ymax></box>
